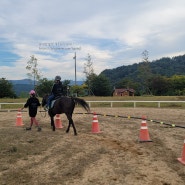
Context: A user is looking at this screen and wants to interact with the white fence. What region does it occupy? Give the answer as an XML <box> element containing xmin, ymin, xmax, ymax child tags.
<box><xmin>87</xmin><ymin>101</ymin><xmax>185</xmax><ymax>108</ymax></box>
<box><xmin>1</xmin><ymin>101</ymin><xmax>185</xmax><ymax>109</ymax></box>
<box><xmin>0</xmin><ymin>103</ymin><xmax>25</xmax><ymax>110</ymax></box>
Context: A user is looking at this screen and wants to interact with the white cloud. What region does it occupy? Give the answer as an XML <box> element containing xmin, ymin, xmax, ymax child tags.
<box><xmin>0</xmin><ymin>0</ymin><xmax>185</xmax><ymax>80</ymax></box>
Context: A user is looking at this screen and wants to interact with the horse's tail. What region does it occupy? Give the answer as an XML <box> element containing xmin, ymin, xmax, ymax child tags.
<box><xmin>73</xmin><ymin>97</ymin><xmax>90</xmax><ymax>113</ymax></box>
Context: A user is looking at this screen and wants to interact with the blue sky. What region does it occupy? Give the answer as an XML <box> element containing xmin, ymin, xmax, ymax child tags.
<box><xmin>1</xmin><ymin>0</ymin><xmax>185</xmax><ymax>81</ymax></box>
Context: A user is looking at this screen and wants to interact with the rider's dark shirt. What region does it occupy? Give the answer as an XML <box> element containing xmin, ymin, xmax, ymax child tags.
<box><xmin>51</xmin><ymin>82</ymin><xmax>63</xmax><ymax>97</ymax></box>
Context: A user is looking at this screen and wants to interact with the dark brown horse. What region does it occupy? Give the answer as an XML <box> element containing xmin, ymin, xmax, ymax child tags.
<box><xmin>42</xmin><ymin>95</ymin><xmax>90</xmax><ymax>135</ymax></box>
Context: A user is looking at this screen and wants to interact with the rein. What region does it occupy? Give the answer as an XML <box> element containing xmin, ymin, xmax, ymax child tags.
<box><xmin>39</xmin><ymin>94</ymin><xmax>51</xmax><ymax>118</ymax></box>
<box><xmin>37</xmin><ymin>94</ymin><xmax>47</xmax><ymax>118</ymax></box>
<box><xmin>39</xmin><ymin>107</ymin><xmax>47</xmax><ymax>118</ymax></box>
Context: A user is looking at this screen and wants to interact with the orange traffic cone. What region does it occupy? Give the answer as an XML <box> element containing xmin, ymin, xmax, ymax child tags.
<box><xmin>91</xmin><ymin>112</ymin><xmax>102</xmax><ymax>133</ymax></box>
<box><xmin>177</xmin><ymin>138</ymin><xmax>185</xmax><ymax>165</ymax></box>
<box><xmin>16</xmin><ymin>109</ymin><xmax>24</xmax><ymax>126</ymax></box>
<box><xmin>138</xmin><ymin>116</ymin><xmax>152</xmax><ymax>142</ymax></box>
<box><xmin>55</xmin><ymin>114</ymin><xmax>63</xmax><ymax>128</ymax></box>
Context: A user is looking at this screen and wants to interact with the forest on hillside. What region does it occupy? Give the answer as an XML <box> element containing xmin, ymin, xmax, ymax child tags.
<box><xmin>101</xmin><ymin>54</ymin><xmax>185</xmax><ymax>84</ymax></box>
<box><xmin>100</xmin><ymin>54</ymin><xmax>185</xmax><ymax>95</ymax></box>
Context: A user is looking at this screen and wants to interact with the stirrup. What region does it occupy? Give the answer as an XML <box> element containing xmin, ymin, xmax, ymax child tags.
<box><xmin>44</xmin><ymin>106</ymin><xmax>48</xmax><ymax>111</ymax></box>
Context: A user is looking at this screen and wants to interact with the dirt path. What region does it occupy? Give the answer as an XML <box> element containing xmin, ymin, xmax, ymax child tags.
<box><xmin>0</xmin><ymin>107</ymin><xmax>185</xmax><ymax>185</ymax></box>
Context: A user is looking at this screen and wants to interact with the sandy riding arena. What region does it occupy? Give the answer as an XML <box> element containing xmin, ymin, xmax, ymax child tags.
<box><xmin>0</xmin><ymin>107</ymin><xmax>185</xmax><ymax>185</ymax></box>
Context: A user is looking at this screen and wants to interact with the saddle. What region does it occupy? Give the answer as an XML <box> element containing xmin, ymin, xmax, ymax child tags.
<box><xmin>50</xmin><ymin>96</ymin><xmax>61</xmax><ymax>109</ymax></box>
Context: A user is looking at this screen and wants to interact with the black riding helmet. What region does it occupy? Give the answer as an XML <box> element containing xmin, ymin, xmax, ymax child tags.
<box><xmin>55</xmin><ymin>75</ymin><xmax>61</xmax><ymax>82</ymax></box>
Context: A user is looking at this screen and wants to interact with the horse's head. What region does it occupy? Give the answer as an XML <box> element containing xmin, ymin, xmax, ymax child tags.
<box><xmin>41</xmin><ymin>94</ymin><xmax>49</xmax><ymax>107</ymax></box>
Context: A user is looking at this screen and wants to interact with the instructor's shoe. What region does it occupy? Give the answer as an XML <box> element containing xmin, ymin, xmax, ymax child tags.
<box><xmin>37</xmin><ymin>127</ymin><xmax>42</xmax><ymax>132</ymax></box>
<box><xmin>26</xmin><ymin>127</ymin><xmax>31</xmax><ymax>130</ymax></box>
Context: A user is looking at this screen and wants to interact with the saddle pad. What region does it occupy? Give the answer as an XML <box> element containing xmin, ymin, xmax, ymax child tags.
<box><xmin>51</xmin><ymin>100</ymin><xmax>56</xmax><ymax>108</ymax></box>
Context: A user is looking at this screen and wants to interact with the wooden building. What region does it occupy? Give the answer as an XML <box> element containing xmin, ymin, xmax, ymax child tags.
<box><xmin>112</xmin><ymin>88</ymin><xmax>135</xmax><ymax>96</ymax></box>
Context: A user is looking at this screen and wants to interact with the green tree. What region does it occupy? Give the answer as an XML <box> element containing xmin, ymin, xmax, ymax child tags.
<box><xmin>150</xmin><ymin>76</ymin><xmax>169</xmax><ymax>95</ymax></box>
<box><xmin>62</xmin><ymin>80</ymin><xmax>71</xmax><ymax>96</ymax></box>
<box><xmin>26</xmin><ymin>55</ymin><xmax>42</xmax><ymax>89</ymax></box>
<box><xmin>91</xmin><ymin>74</ymin><xmax>112</xmax><ymax>96</ymax></box>
<box><xmin>83</xmin><ymin>54</ymin><xmax>95</xmax><ymax>95</ymax></box>
<box><xmin>70</xmin><ymin>85</ymin><xmax>85</xmax><ymax>97</ymax></box>
<box><xmin>0</xmin><ymin>78</ymin><xmax>16</xmax><ymax>98</ymax></box>
<box><xmin>137</xmin><ymin>50</ymin><xmax>153</xmax><ymax>95</ymax></box>
<box><xmin>35</xmin><ymin>78</ymin><xmax>53</xmax><ymax>96</ymax></box>
<box><xmin>169</xmin><ymin>75</ymin><xmax>185</xmax><ymax>95</ymax></box>
<box><xmin>115</xmin><ymin>78</ymin><xmax>138</xmax><ymax>89</ymax></box>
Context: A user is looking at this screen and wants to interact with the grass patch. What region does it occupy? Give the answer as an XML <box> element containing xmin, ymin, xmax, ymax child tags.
<box><xmin>1</xmin><ymin>96</ymin><xmax>185</xmax><ymax>109</ymax></box>
<box><xmin>83</xmin><ymin>96</ymin><xmax>185</xmax><ymax>101</ymax></box>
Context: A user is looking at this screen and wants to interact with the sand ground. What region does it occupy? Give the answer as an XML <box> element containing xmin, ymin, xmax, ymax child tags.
<box><xmin>0</xmin><ymin>107</ymin><xmax>185</xmax><ymax>185</ymax></box>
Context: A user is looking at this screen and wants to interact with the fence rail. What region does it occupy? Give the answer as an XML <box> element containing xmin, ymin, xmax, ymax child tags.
<box><xmin>87</xmin><ymin>101</ymin><xmax>185</xmax><ymax>108</ymax></box>
<box><xmin>0</xmin><ymin>103</ymin><xmax>24</xmax><ymax>109</ymax></box>
<box><xmin>1</xmin><ymin>101</ymin><xmax>185</xmax><ymax>109</ymax></box>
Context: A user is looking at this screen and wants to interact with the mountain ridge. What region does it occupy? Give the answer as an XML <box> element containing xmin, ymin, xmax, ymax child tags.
<box><xmin>100</xmin><ymin>54</ymin><xmax>185</xmax><ymax>85</ymax></box>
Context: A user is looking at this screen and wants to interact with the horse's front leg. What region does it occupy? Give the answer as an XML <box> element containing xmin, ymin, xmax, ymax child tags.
<box><xmin>51</xmin><ymin>116</ymin><xmax>55</xmax><ymax>131</ymax></box>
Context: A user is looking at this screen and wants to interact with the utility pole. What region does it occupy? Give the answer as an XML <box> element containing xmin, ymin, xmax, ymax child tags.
<box><xmin>73</xmin><ymin>52</ymin><xmax>77</xmax><ymax>85</ymax></box>
<box><xmin>39</xmin><ymin>42</ymin><xmax>81</xmax><ymax>85</ymax></box>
